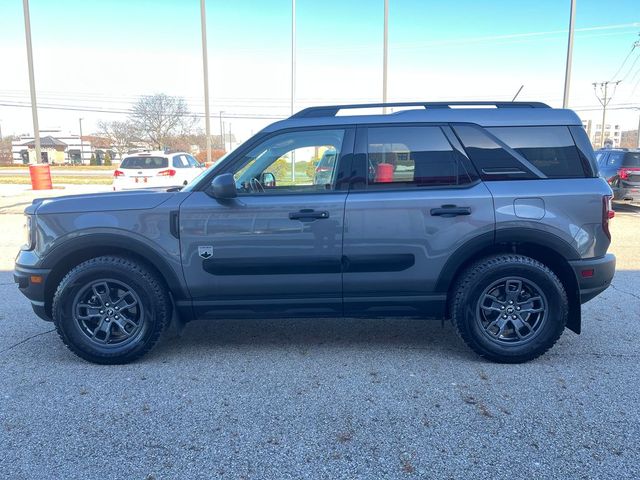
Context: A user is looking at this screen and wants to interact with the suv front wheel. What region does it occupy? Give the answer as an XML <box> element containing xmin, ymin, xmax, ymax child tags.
<box><xmin>451</xmin><ymin>254</ymin><xmax>568</xmax><ymax>363</ymax></box>
<box><xmin>52</xmin><ymin>256</ymin><xmax>171</xmax><ymax>364</ymax></box>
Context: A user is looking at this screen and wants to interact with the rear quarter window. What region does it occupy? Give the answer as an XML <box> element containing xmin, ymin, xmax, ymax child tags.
<box><xmin>487</xmin><ymin>126</ymin><xmax>587</xmax><ymax>178</ymax></box>
<box><xmin>623</xmin><ymin>152</ymin><xmax>640</xmax><ymax>167</ymax></box>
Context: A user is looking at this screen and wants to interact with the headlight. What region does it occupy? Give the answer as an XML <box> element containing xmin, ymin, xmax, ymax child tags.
<box><xmin>23</xmin><ymin>215</ymin><xmax>33</xmax><ymax>250</ymax></box>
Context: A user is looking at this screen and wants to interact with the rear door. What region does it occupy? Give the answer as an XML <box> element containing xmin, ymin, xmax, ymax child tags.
<box><xmin>179</xmin><ymin>127</ymin><xmax>354</xmax><ymax>318</ymax></box>
<box><xmin>342</xmin><ymin>124</ymin><xmax>495</xmax><ymax>317</ymax></box>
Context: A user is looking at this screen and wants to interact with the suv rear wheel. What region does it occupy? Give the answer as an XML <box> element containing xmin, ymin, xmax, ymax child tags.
<box><xmin>451</xmin><ymin>254</ymin><xmax>568</xmax><ymax>363</ymax></box>
<box><xmin>52</xmin><ymin>256</ymin><xmax>170</xmax><ymax>364</ymax></box>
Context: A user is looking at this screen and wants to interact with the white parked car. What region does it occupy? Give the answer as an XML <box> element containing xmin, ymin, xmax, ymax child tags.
<box><xmin>112</xmin><ymin>151</ymin><xmax>204</xmax><ymax>191</ymax></box>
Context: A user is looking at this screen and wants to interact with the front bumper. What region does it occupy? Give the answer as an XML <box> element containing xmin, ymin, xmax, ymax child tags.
<box><xmin>14</xmin><ymin>264</ymin><xmax>52</xmax><ymax>321</ymax></box>
<box><xmin>569</xmin><ymin>254</ymin><xmax>616</xmax><ymax>304</ymax></box>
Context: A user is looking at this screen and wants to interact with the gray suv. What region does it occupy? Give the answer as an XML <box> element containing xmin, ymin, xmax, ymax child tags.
<box><xmin>595</xmin><ymin>148</ymin><xmax>640</xmax><ymax>202</ymax></box>
<box><xmin>14</xmin><ymin>102</ymin><xmax>616</xmax><ymax>364</ymax></box>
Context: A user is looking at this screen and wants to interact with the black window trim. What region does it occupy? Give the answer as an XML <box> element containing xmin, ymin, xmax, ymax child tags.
<box><xmin>350</xmin><ymin>122</ymin><xmax>481</xmax><ymax>192</ymax></box>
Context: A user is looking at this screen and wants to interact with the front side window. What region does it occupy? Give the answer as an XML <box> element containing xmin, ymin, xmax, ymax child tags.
<box><xmin>366</xmin><ymin>126</ymin><xmax>471</xmax><ymax>187</ymax></box>
<box><xmin>232</xmin><ymin>129</ymin><xmax>345</xmax><ymax>194</ymax></box>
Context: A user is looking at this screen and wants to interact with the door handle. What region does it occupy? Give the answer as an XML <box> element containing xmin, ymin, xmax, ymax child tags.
<box><xmin>289</xmin><ymin>209</ymin><xmax>330</xmax><ymax>221</ymax></box>
<box><xmin>430</xmin><ymin>205</ymin><xmax>471</xmax><ymax>217</ymax></box>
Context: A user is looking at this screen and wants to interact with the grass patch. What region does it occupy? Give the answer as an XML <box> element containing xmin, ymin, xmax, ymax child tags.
<box><xmin>0</xmin><ymin>176</ymin><xmax>113</xmax><ymax>185</ymax></box>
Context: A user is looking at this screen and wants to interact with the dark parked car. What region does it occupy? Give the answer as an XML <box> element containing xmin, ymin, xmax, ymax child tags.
<box><xmin>595</xmin><ymin>148</ymin><xmax>640</xmax><ymax>202</ymax></box>
<box><xmin>15</xmin><ymin>101</ymin><xmax>616</xmax><ymax>364</ymax></box>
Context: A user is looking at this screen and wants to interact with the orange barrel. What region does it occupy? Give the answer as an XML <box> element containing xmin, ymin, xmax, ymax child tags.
<box><xmin>29</xmin><ymin>164</ymin><xmax>53</xmax><ymax>190</ymax></box>
<box><xmin>375</xmin><ymin>162</ymin><xmax>394</xmax><ymax>183</ymax></box>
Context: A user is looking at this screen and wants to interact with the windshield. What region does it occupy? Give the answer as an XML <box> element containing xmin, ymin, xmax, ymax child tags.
<box><xmin>120</xmin><ymin>156</ymin><xmax>168</xmax><ymax>169</ymax></box>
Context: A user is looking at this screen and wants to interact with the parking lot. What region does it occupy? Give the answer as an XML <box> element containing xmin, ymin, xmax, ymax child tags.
<box><xmin>1</xmin><ymin>185</ymin><xmax>639</xmax><ymax>479</ymax></box>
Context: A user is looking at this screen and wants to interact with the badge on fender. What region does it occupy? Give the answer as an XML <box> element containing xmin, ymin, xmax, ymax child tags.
<box><xmin>198</xmin><ymin>246</ymin><xmax>213</xmax><ymax>259</ymax></box>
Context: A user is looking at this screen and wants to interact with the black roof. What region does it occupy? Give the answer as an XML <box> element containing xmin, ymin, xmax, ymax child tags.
<box><xmin>22</xmin><ymin>136</ymin><xmax>68</xmax><ymax>148</ymax></box>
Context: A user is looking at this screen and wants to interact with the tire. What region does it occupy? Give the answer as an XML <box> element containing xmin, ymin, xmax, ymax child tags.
<box><xmin>52</xmin><ymin>256</ymin><xmax>171</xmax><ymax>364</ymax></box>
<box><xmin>451</xmin><ymin>254</ymin><xmax>568</xmax><ymax>363</ymax></box>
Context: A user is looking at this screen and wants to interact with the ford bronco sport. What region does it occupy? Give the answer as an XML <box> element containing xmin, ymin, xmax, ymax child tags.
<box><xmin>14</xmin><ymin>102</ymin><xmax>616</xmax><ymax>364</ymax></box>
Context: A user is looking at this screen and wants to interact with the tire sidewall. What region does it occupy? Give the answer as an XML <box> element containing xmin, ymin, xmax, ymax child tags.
<box><xmin>54</xmin><ymin>261</ymin><xmax>160</xmax><ymax>362</ymax></box>
<box><xmin>456</xmin><ymin>260</ymin><xmax>567</xmax><ymax>361</ymax></box>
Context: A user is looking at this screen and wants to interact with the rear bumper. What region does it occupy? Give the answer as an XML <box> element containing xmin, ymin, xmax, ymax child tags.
<box><xmin>569</xmin><ymin>254</ymin><xmax>616</xmax><ymax>304</ymax></box>
<box><xmin>14</xmin><ymin>264</ymin><xmax>52</xmax><ymax>321</ymax></box>
<box><xmin>613</xmin><ymin>186</ymin><xmax>640</xmax><ymax>202</ymax></box>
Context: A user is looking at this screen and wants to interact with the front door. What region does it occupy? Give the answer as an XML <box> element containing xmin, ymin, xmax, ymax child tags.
<box><xmin>343</xmin><ymin>124</ymin><xmax>495</xmax><ymax>317</ymax></box>
<box><xmin>180</xmin><ymin>127</ymin><xmax>354</xmax><ymax>318</ymax></box>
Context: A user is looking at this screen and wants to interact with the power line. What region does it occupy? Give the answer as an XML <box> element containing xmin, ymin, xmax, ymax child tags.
<box><xmin>610</xmin><ymin>34</ymin><xmax>639</xmax><ymax>81</ymax></box>
<box><xmin>0</xmin><ymin>101</ymin><xmax>286</xmax><ymax>119</ymax></box>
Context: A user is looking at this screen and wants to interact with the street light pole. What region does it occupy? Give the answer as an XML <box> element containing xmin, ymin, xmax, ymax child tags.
<box><xmin>200</xmin><ymin>0</ymin><xmax>212</xmax><ymax>164</ymax></box>
<box><xmin>291</xmin><ymin>0</ymin><xmax>296</xmax><ymax>116</ymax></box>
<box><xmin>78</xmin><ymin>118</ymin><xmax>84</xmax><ymax>164</ymax></box>
<box><xmin>382</xmin><ymin>0</ymin><xmax>389</xmax><ymax>113</ymax></box>
<box><xmin>219</xmin><ymin>111</ymin><xmax>224</xmax><ymax>151</ymax></box>
<box><xmin>22</xmin><ymin>0</ymin><xmax>41</xmax><ymax>164</ymax></box>
<box><xmin>562</xmin><ymin>0</ymin><xmax>576</xmax><ymax>108</ymax></box>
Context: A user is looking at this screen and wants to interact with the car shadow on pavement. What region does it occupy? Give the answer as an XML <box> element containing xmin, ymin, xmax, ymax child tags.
<box><xmin>613</xmin><ymin>202</ymin><xmax>640</xmax><ymax>215</ymax></box>
<box><xmin>151</xmin><ymin>316</ymin><xmax>475</xmax><ymax>361</ymax></box>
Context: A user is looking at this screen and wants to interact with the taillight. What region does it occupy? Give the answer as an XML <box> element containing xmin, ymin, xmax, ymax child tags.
<box><xmin>618</xmin><ymin>167</ymin><xmax>640</xmax><ymax>180</ymax></box>
<box><xmin>316</xmin><ymin>166</ymin><xmax>330</xmax><ymax>173</ymax></box>
<box><xmin>113</xmin><ymin>170</ymin><xmax>124</xmax><ymax>177</ymax></box>
<box><xmin>602</xmin><ymin>195</ymin><xmax>614</xmax><ymax>240</ymax></box>
<box><xmin>157</xmin><ymin>169</ymin><xmax>176</xmax><ymax>177</ymax></box>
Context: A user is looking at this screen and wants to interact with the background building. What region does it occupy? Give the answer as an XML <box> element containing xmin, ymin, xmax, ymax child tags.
<box><xmin>11</xmin><ymin>130</ymin><xmax>113</xmax><ymax>164</ymax></box>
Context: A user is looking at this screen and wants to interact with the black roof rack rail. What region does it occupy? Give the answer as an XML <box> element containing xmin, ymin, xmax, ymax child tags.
<box><xmin>291</xmin><ymin>101</ymin><xmax>551</xmax><ymax>118</ymax></box>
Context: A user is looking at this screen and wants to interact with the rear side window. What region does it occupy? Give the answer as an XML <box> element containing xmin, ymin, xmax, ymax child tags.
<box><xmin>488</xmin><ymin>126</ymin><xmax>587</xmax><ymax>178</ymax></box>
<box><xmin>606</xmin><ymin>152</ymin><xmax>625</xmax><ymax>167</ymax></box>
<box><xmin>623</xmin><ymin>152</ymin><xmax>640</xmax><ymax>167</ymax></box>
<box><xmin>595</xmin><ymin>151</ymin><xmax>608</xmax><ymax>165</ymax></box>
<box><xmin>366</xmin><ymin>126</ymin><xmax>471</xmax><ymax>187</ymax></box>
<box><xmin>120</xmin><ymin>156</ymin><xmax>168</xmax><ymax>169</ymax></box>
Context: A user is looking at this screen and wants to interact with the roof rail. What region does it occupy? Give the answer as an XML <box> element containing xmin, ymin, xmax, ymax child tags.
<box><xmin>291</xmin><ymin>101</ymin><xmax>551</xmax><ymax>118</ymax></box>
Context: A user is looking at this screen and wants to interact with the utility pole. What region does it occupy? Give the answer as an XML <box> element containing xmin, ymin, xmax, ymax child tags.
<box><xmin>78</xmin><ymin>118</ymin><xmax>84</xmax><ymax>164</ymax></box>
<box><xmin>219</xmin><ymin>111</ymin><xmax>224</xmax><ymax>151</ymax></box>
<box><xmin>593</xmin><ymin>80</ymin><xmax>621</xmax><ymax>148</ymax></box>
<box><xmin>228</xmin><ymin>123</ymin><xmax>232</xmax><ymax>152</ymax></box>
<box><xmin>382</xmin><ymin>0</ymin><xmax>389</xmax><ymax>113</ymax></box>
<box><xmin>291</xmin><ymin>0</ymin><xmax>296</xmax><ymax>182</ymax></box>
<box><xmin>22</xmin><ymin>0</ymin><xmax>41</xmax><ymax>164</ymax></box>
<box><xmin>562</xmin><ymin>0</ymin><xmax>576</xmax><ymax>108</ymax></box>
<box><xmin>291</xmin><ymin>0</ymin><xmax>296</xmax><ymax>116</ymax></box>
<box><xmin>200</xmin><ymin>0</ymin><xmax>212</xmax><ymax>164</ymax></box>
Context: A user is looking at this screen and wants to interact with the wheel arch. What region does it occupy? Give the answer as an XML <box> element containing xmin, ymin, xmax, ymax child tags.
<box><xmin>439</xmin><ymin>229</ymin><xmax>582</xmax><ymax>334</ymax></box>
<box><xmin>41</xmin><ymin>233</ymin><xmax>189</xmax><ymax>320</ymax></box>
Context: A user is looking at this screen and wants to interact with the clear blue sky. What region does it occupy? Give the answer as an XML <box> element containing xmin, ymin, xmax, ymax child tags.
<box><xmin>0</xmin><ymin>0</ymin><xmax>638</xmax><ymax>138</ymax></box>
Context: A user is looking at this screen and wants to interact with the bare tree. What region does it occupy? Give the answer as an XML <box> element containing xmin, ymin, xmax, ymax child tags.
<box><xmin>96</xmin><ymin>120</ymin><xmax>138</xmax><ymax>159</ymax></box>
<box><xmin>129</xmin><ymin>94</ymin><xmax>197</xmax><ymax>149</ymax></box>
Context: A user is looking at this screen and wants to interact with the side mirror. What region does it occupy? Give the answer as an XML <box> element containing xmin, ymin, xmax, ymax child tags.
<box><xmin>261</xmin><ymin>172</ymin><xmax>276</xmax><ymax>188</ymax></box>
<box><xmin>210</xmin><ymin>173</ymin><xmax>237</xmax><ymax>199</ymax></box>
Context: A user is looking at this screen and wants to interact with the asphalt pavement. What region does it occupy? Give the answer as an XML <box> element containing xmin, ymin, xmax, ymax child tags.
<box><xmin>0</xmin><ymin>188</ymin><xmax>638</xmax><ymax>479</ymax></box>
